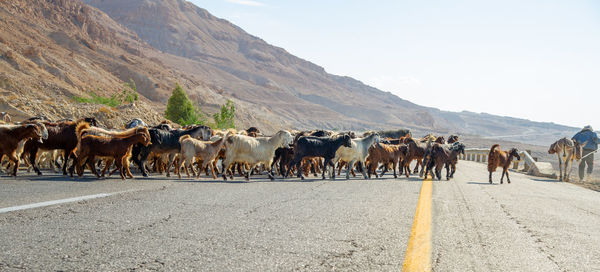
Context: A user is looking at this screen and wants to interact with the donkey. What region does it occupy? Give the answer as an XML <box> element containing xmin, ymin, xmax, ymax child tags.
<box><xmin>548</xmin><ymin>137</ymin><xmax>585</xmax><ymax>182</ymax></box>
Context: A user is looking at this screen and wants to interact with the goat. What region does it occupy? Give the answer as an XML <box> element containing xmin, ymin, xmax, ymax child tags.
<box><xmin>176</xmin><ymin>134</ymin><xmax>229</xmax><ymax>179</ymax></box>
<box><xmin>246</xmin><ymin>127</ymin><xmax>260</xmax><ymax>135</ymax></box>
<box><xmin>126</xmin><ymin>118</ymin><xmax>147</xmax><ymax>129</ymax></box>
<box><xmin>309</xmin><ymin>130</ymin><xmax>332</xmax><ymax>137</ymax></box>
<box><xmin>426</xmin><ymin>142</ymin><xmax>465</xmax><ymax>180</ymax></box>
<box><xmin>402</xmin><ymin>137</ymin><xmax>428</xmax><ymax>176</ymax></box>
<box><xmin>131</xmin><ymin>125</ymin><xmax>211</xmax><ymax>177</ymax></box>
<box><xmin>22</xmin><ymin>118</ymin><xmax>98</xmax><ymax>176</ymax></box>
<box><xmin>285</xmin><ymin>134</ymin><xmax>352</xmax><ymax>180</ymax></box>
<box><xmin>0</xmin><ymin>124</ymin><xmax>45</xmax><ymax>176</ymax></box>
<box><xmin>376</xmin><ymin>129</ymin><xmax>412</xmax><ymax>139</ymax></box>
<box><xmin>367</xmin><ymin>143</ymin><xmax>408</xmax><ymax>178</ymax></box>
<box><xmin>75</xmin><ymin>125</ymin><xmax>148</xmax><ymax>178</ymax></box>
<box><xmin>447</xmin><ymin>135</ymin><xmax>459</xmax><ymax>144</ymax></box>
<box><xmin>488</xmin><ymin>144</ymin><xmax>521</xmax><ymax>184</ymax></box>
<box><xmin>333</xmin><ymin>133</ymin><xmax>380</xmax><ymax>179</ymax></box>
<box><xmin>271</xmin><ymin>147</ymin><xmax>294</xmax><ymax>177</ymax></box>
<box><xmin>222</xmin><ymin>130</ymin><xmax>293</xmax><ymax>181</ymax></box>
<box><xmin>76</xmin><ymin>128</ymin><xmax>151</xmax><ymax>179</ymax></box>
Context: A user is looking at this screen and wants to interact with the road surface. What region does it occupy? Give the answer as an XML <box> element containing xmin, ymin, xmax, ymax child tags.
<box><xmin>0</xmin><ymin>160</ymin><xmax>598</xmax><ymax>271</ymax></box>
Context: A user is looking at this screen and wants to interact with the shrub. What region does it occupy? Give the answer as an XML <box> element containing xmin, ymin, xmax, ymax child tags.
<box><xmin>122</xmin><ymin>79</ymin><xmax>139</xmax><ymax>104</ymax></box>
<box><xmin>72</xmin><ymin>79</ymin><xmax>139</xmax><ymax>107</ymax></box>
<box><xmin>165</xmin><ymin>83</ymin><xmax>202</xmax><ymax>126</ymax></box>
<box><xmin>72</xmin><ymin>91</ymin><xmax>120</xmax><ymax>107</ymax></box>
<box><xmin>212</xmin><ymin>99</ymin><xmax>235</xmax><ymax>129</ymax></box>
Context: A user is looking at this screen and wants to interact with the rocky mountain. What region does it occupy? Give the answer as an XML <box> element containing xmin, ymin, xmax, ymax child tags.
<box><xmin>0</xmin><ymin>0</ymin><xmax>578</xmax><ymax>145</ymax></box>
<box><xmin>0</xmin><ymin>0</ymin><xmax>292</xmax><ymax>130</ymax></box>
<box><xmin>83</xmin><ymin>0</ymin><xmax>439</xmax><ymax>131</ymax></box>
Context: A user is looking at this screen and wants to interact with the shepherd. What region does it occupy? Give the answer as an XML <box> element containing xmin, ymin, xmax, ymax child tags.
<box><xmin>572</xmin><ymin>125</ymin><xmax>599</xmax><ymax>182</ymax></box>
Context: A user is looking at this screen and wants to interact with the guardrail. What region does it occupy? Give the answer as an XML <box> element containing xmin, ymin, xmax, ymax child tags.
<box><xmin>459</xmin><ymin>148</ymin><xmax>525</xmax><ymax>170</ymax></box>
<box><xmin>459</xmin><ymin>148</ymin><xmax>555</xmax><ymax>178</ymax></box>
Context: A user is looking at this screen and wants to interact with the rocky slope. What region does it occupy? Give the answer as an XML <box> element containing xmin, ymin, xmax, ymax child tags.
<box><xmin>0</xmin><ymin>0</ymin><xmax>288</xmax><ymax>130</ymax></box>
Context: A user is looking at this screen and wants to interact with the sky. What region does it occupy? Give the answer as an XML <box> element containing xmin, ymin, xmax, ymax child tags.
<box><xmin>190</xmin><ymin>0</ymin><xmax>600</xmax><ymax>130</ymax></box>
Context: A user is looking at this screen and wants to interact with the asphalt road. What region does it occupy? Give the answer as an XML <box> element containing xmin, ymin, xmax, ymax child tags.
<box><xmin>0</xmin><ymin>161</ymin><xmax>598</xmax><ymax>271</ymax></box>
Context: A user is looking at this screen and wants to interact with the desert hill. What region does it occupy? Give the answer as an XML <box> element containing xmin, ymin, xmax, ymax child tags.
<box><xmin>0</xmin><ymin>0</ymin><xmax>578</xmax><ymax>145</ymax></box>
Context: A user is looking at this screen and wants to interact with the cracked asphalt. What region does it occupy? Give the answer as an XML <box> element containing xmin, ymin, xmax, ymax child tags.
<box><xmin>0</xmin><ymin>160</ymin><xmax>599</xmax><ymax>271</ymax></box>
<box><xmin>0</xmin><ymin>172</ymin><xmax>421</xmax><ymax>271</ymax></box>
<box><xmin>432</xmin><ymin>161</ymin><xmax>600</xmax><ymax>272</ymax></box>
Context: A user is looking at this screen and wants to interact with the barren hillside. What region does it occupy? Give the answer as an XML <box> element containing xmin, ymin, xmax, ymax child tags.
<box><xmin>0</xmin><ymin>0</ymin><xmax>581</xmax><ymax>144</ymax></box>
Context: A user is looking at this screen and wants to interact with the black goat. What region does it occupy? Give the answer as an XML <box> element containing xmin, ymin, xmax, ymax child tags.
<box><xmin>285</xmin><ymin>135</ymin><xmax>352</xmax><ymax>180</ymax></box>
<box><xmin>131</xmin><ymin>125</ymin><xmax>212</xmax><ymax>177</ymax></box>
<box><xmin>271</xmin><ymin>147</ymin><xmax>294</xmax><ymax>177</ymax></box>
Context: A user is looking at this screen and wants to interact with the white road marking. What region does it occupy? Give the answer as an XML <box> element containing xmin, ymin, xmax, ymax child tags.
<box><xmin>0</xmin><ymin>190</ymin><xmax>133</xmax><ymax>214</ymax></box>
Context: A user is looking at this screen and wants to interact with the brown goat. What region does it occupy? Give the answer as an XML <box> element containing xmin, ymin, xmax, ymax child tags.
<box><xmin>367</xmin><ymin>143</ymin><xmax>408</xmax><ymax>178</ymax></box>
<box><xmin>426</xmin><ymin>142</ymin><xmax>465</xmax><ymax>180</ymax></box>
<box><xmin>487</xmin><ymin>144</ymin><xmax>521</xmax><ymax>184</ymax></box>
<box><xmin>0</xmin><ymin>124</ymin><xmax>44</xmax><ymax>176</ymax></box>
<box><xmin>76</xmin><ymin>124</ymin><xmax>146</xmax><ymax>178</ymax></box>
<box><xmin>22</xmin><ymin>118</ymin><xmax>98</xmax><ymax>176</ymax></box>
<box><xmin>76</xmin><ymin>128</ymin><xmax>151</xmax><ymax>179</ymax></box>
<box><xmin>404</xmin><ymin>137</ymin><xmax>428</xmax><ymax>176</ymax></box>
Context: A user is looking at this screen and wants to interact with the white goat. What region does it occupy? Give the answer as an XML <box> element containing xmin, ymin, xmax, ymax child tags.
<box><xmin>333</xmin><ymin>133</ymin><xmax>380</xmax><ymax>179</ymax></box>
<box><xmin>222</xmin><ymin>130</ymin><xmax>293</xmax><ymax>181</ymax></box>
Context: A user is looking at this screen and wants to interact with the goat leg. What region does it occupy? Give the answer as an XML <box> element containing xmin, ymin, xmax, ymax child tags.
<box><xmin>322</xmin><ymin>158</ymin><xmax>331</xmax><ymax>180</ymax></box>
<box><xmin>9</xmin><ymin>153</ymin><xmax>18</xmax><ymax>176</ymax></box>
<box><xmin>413</xmin><ymin>160</ymin><xmax>420</xmax><ymax>174</ymax></box>
<box><xmin>88</xmin><ymin>157</ymin><xmax>101</xmax><ymax>178</ymax></box>
<box><xmin>28</xmin><ymin>148</ymin><xmax>43</xmax><ymax>176</ymax></box>
<box><xmin>207</xmin><ymin>163</ymin><xmax>217</xmax><ymax>179</ymax></box>
<box><xmin>243</xmin><ymin>168</ymin><xmax>250</xmax><ymax>181</ymax></box>
<box><xmin>268</xmin><ymin>162</ymin><xmax>276</xmax><ymax>181</ymax></box>
<box><xmin>360</xmin><ymin>161</ymin><xmax>368</xmax><ymax>179</ymax></box>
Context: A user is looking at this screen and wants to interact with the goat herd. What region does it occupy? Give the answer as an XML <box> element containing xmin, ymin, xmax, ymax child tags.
<box><xmin>0</xmin><ymin>116</ymin><xmax>523</xmax><ymax>184</ymax></box>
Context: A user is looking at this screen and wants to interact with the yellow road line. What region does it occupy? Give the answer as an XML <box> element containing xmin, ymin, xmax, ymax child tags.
<box><xmin>402</xmin><ymin>175</ymin><xmax>433</xmax><ymax>272</ymax></box>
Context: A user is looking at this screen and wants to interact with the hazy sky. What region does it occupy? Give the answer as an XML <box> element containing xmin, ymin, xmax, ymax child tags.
<box><xmin>190</xmin><ymin>0</ymin><xmax>600</xmax><ymax>130</ymax></box>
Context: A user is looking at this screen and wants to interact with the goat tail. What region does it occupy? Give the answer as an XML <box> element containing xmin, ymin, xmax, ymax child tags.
<box><xmin>489</xmin><ymin>144</ymin><xmax>500</xmax><ymax>157</ymax></box>
<box><xmin>179</xmin><ymin>134</ymin><xmax>192</xmax><ymax>144</ymax></box>
<box><xmin>75</xmin><ymin>122</ymin><xmax>91</xmax><ymax>142</ymax></box>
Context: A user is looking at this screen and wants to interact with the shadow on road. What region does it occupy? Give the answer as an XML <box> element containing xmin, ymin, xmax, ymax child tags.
<box><xmin>530</xmin><ymin>178</ymin><xmax>562</xmax><ymax>183</ymax></box>
<box><xmin>5</xmin><ymin>171</ymin><xmax>427</xmax><ymax>184</ymax></box>
<box><xmin>170</xmin><ymin>173</ymin><xmax>420</xmax><ymax>183</ymax></box>
<box><xmin>467</xmin><ymin>181</ymin><xmax>498</xmax><ymax>185</ymax></box>
<box><xmin>7</xmin><ymin>173</ymin><xmax>98</xmax><ymax>183</ymax></box>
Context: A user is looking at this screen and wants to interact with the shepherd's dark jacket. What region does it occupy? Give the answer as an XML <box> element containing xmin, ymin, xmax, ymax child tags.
<box><xmin>572</xmin><ymin>129</ymin><xmax>599</xmax><ymax>151</ymax></box>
